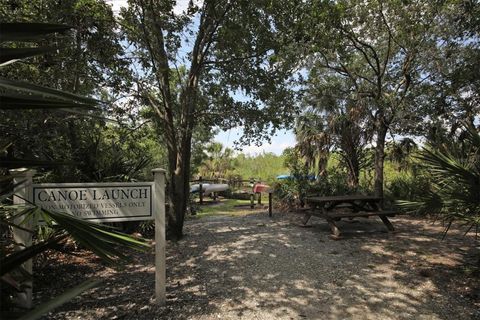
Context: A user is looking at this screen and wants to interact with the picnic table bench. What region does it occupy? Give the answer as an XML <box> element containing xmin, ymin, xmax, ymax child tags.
<box><xmin>303</xmin><ymin>195</ymin><xmax>397</xmax><ymax>239</ymax></box>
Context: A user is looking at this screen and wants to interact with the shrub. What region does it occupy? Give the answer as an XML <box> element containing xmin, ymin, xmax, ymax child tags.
<box><xmin>397</xmin><ymin>123</ymin><xmax>480</xmax><ymax>240</ymax></box>
<box><xmin>274</xmin><ymin>168</ymin><xmax>361</xmax><ymax>210</ymax></box>
<box><xmin>386</xmin><ymin>172</ymin><xmax>431</xmax><ymax>202</ymax></box>
<box><xmin>273</xmin><ymin>179</ymin><xmax>305</xmax><ymax>209</ymax></box>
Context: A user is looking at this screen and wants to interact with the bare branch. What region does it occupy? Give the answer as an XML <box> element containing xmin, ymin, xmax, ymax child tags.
<box><xmin>338</xmin><ymin>25</ymin><xmax>379</xmax><ymax>75</ymax></box>
<box><xmin>379</xmin><ymin>2</ymin><xmax>407</xmax><ymax>54</ymax></box>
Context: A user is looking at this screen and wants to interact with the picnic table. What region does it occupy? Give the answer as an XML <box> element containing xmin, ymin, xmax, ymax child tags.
<box><xmin>303</xmin><ymin>195</ymin><xmax>396</xmax><ymax>239</ymax></box>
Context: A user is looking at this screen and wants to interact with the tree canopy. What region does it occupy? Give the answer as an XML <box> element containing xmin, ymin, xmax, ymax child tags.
<box><xmin>1</xmin><ymin>0</ymin><xmax>479</xmax><ymax>237</ymax></box>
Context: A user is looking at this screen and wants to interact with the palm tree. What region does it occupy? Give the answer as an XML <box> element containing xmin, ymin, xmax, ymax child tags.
<box><xmin>387</xmin><ymin>138</ymin><xmax>417</xmax><ymax>172</ymax></box>
<box><xmin>295</xmin><ymin>107</ymin><xmax>371</xmax><ymax>189</ymax></box>
<box><xmin>299</xmin><ymin>72</ymin><xmax>373</xmax><ymax>189</ymax></box>
<box><xmin>294</xmin><ymin>111</ymin><xmax>331</xmax><ymax>177</ymax></box>
<box><xmin>198</xmin><ymin>142</ymin><xmax>235</xmax><ymax>179</ymax></box>
<box><xmin>330</xmin><ymin>112</ymin><xmax>371</xmax><ymax>188</ymax></box>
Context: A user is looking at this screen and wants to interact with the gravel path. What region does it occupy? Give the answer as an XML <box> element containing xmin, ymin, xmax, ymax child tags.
<box><xmin>39</xmin><ymin>212</ymin><xmax>480</xmax><ymax>320</ymax></box>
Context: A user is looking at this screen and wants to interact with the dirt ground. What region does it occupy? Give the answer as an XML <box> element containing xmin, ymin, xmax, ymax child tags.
<box><xmin>35</xmin><ymin>211</ymin><xmax>480</xmax><ymax>320</ymax></box>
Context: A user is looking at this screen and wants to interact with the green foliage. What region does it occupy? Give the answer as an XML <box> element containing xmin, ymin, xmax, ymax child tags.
<box><xmin>0</xmin><ymin>21</ymin><xmax>150</xmax><ymax>319</ymax></box>
<box><xmin>16</xmin><ymin>278</ymin><xmax>101</xmax><ymax>320</ymax></box>
<box><xmin>0</xmin><ymin>0</ymin><xmax>139</xmax><ymax>184</ymax></box>
<box><xmin>273</xmin><ymin>179</ymin><xmax>304</xmax><ymax>209</ymax></box>
<box><xmin>274</xmin><ymin>169</ymin><xmax>357</xmax><ymax>209</ymax></box>
<box><xmin>274</xmin><ymin>144</ymin><xmax>428</xmax><ymax>207</ymax></box>
<box><xmin>273</xmin><ymin>148</ymin><xmax>310</xmax><ymax>208</ymax></box>
<box><xmin>309</xmin><ymin>170</ymin><xmax>357</xmax><ymax>197</ymax></box>
<box><xmin>197</xmin><ymin>142</ymin><xmax>235</xmax><ymax>179</ymax></box>
<box><xmin>0</xmin><ymin>0</ymin><xmax>128</xmax><ymax>95</ymax></box>
<box><xmin>284</xmin><ymin>0</ymin><xmax>466</xmax><ymax>197</ymax></box>
<box><xmin>294</xmin><ymin>111</ymin><xmax>330</xmax><ymax>176</ymax></box>
<box><xmin>229</xmin><ymin>152</ymin><xmax>287</xmax><ymax>184</ymax></box>
<box><xmin>385</xmin><ymin>139</ymin><xmax>418</xmax><ymax>172</ymax></box>
<box><xmin>274</xmin><ymin>148</ymin><xmax>348</xmax><ymax>208</ymax></box>
<box><xmin>397</xmin><ymin>123</ymin><xmax>480</xmax><ymax>234</ymax></box>
<box><xmin>120</xmin><ymin>0</ymin><xmax>302</xmax><ymax>238</ymax></box>
<box><xmin>42</xmin><ymin>124</ymin><xmax>161</xmax><ymax>183</ymax></box>
<box><xmin>385</xmin><ymin>172</ymin><xmax>430</xmax><ymax>203</ymax></box>
<box><xmin>194</xmin><ymin>141</ymin><xmax>288</xmax><ymax>184</ymax></box>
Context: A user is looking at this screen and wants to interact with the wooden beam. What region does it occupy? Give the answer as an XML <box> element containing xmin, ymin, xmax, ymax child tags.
<box><xmin>152</xmin><ymin>168</ymin><xmax>166</xmax><ymax>305</ymax></box>
<box><xmin>268</xmin><ymin>192</ymin><xmax>272</xmax><ymax>217</ymax></box>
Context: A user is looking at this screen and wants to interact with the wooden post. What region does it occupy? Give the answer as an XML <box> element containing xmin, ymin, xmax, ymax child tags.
<box><xmin>322</xmin><ymin>206</ymin><xmax>341</xmax><ymax>239</ymax></box>
<box><xmin>250</xmin><ymin>178</ymin><xmax>255</xmax><ymax>209</ymax></box>
<box><xmin>379</xmin><ymin>215</ymin><xmax>395</xmax><ymax>231</ymax></box>
<box><xmin>10</xmin><ymin>168</ymin><xmax>36</xmax><ymax>309</ymax></box>
<box><xmin>268</xmin><ymin>192</ymin><xmax>273</xmax><ymax>217</ymax></box>
<box><xmin>152</xmin><ymin>168</ymin><xmax>166</xmax><ymax>305</ymax></box>
<box><xmin>199</xmin><ymin>177</ymin><xmax>203</xmax><ymax>205</ymax></box>
<box><xmin>257</xmin><ymin>192</ymin><xmax>261</xmax><ymax>205</ymax></box>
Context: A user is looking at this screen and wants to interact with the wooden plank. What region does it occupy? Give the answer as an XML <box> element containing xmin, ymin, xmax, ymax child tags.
<box><xmin>333</xmin><ymin>203</ymin><xmax>354</xmax><ymax>209</ymax></box>
<box><xmin>376</xmin><ymin>210</ymin><xmax>397</xmax><ymax>216</ymax></box>
<box><xmin>326</xmin><ymin>217</ymin><xmax>342</xmax><ymax>239</ymax></box>
<box><xmin>302</xmin><ymin>213</ymin><xmax>312</xmax><ymax>225</ymax></box>
<box><xmin>11</xmin><ymin>168</ymin><xmax>35</xmax><ymax>309</ymax></box>
<box><xmin>296</xmin><ymin>207</ymin><xmax>314</xmax><ymax>212</ymax></box>
<box><xmin>306</xmin><ymin>195</ymin><xmax>381</xmax><ymax>203</ymax></box>
<box><xmin>268</xmin><ymin>192</ymin><xmax>272</xmax><ymax>217</ymax></box>
<box><xmin>296</xmin><ymin>207</ymin><xmax>315</xmax><ymax>213</ymax></box>
<box><xmin>380</xmin><ymin>215</ymin><xmax>395</xmax><ymax>231</ymax></box>
<box><xmin>152</xmin><ymin>168</ymin><xmax>166</xmax><ymax>306</ymax></box>
<box><xmin>327</xmin><ymin>210</ymin><xmax>397</xmax><ymax>219</ymax></box>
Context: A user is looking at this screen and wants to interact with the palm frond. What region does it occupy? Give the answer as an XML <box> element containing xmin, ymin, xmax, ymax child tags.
<box><xmin>17</xmin><ymin>278</ymin><xmax>101</xmax><ymax>320</ymax></box>
<box><xmin>405</xmin><ymin>123</ymin><xmax>480</xmax><ymax>235</ymax></box>
<box><xmin>37</xmin><ymin>207</ymin><xmax>150</xmax><ymax>264</ymax></box>
<box><xmin>0</xmin><ymin>47</ymin><xmax>57</xmax><ymax>66</ymax></box>
<box><xmin>0</xmin><ymin>78</ymin><xmax>100</xmax><ymax>107</ymax></box>
<box><xmin>0</xmin><ymin>94</ymin><xmax>96</xmax><ymax>110</ymax></box>
<box><xmin>1</xmin><ymin>232</ymin><xmax>68</xmax><ymax>276</ymax></box>
<box><xmin>0</xmin><ymin>23</ymin><xmax>71</xmax><ymax>43</ymax></box>
<box><xmin>0</xmin><ymin>157</ymin><xmax>71</xmax><ymax>168</ymax></box>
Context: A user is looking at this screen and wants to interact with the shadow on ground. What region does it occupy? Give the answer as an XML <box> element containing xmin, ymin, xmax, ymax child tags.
<box><xmin>39</xmin><ymin>213</ymin><xmax>479</xmax><ymax>320</ymax></box>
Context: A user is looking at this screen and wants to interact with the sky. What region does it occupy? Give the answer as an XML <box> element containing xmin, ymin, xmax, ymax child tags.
<box><xmin>216</xmin><ymin>128</ymin><xmax>296</xmax><ymax>156</ymax></box>
<box><xmin>106</xmin><ymin>0</ymin><xmax>297</xmax><ymax>155</ymax></box>
<box><xmin>107</xmin><ymin>0</ymin><xmax>196</xmax><ymax>14</ymax></box>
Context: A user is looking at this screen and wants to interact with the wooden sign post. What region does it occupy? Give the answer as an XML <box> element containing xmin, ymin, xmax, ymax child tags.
<box><xmin>10</xmin><ymin>168</ymin><xmax>35</xmax><ymax>309</ymax></box>
<box><xmin>152</xmin><ymin>168</ymin><xmax>166</xmax><ymax>305</ymax></box>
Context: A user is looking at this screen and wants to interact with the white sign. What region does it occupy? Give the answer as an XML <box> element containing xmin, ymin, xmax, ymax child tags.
<box><xmin>32</xmin><ymin>182</ymin><xmax>154</xmax><ymax>222</ymax></box>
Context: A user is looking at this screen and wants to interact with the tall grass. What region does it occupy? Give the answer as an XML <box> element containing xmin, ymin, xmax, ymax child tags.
<box><xmin>228</xmin><ymin>152</ymin><xmax>288</xmax><ymax>183</ymax></box>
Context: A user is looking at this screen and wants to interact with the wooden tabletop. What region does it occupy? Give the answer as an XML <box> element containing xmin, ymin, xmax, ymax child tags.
<box><xmin>305</xmin><ymin>195</ymin><xmax>381</xmax><ymax>203</ymax></box>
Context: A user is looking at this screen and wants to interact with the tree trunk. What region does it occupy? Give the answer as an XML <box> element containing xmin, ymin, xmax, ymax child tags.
<box><xmin>166</xmin><ymin>137</ymin><xmax>192</xmax><ymax>240</ymax></box>
<box><xmin>142</xmin><ymin>0</ymin><xmax>220</xmax><ymax>239</ymax></box>
<box><xmin>374</xmin><ymin>121</ymin><xmax>388</xmax><ymax>199</ymax></box>
<box><xmin>346</xmin><ymin>157</ymin><xmax>360</xmax><ymax>189</ymax></box>
<box><xmin>318</xmin><ymin>155</ymin><xmax>328</xmax><ymax>177</ymax></box>
<box><xmin>168</xmin><ymin>170</ymin><xmax>187</xmax><ymax>239</ymax></box>
<box><xmin>165</xmin><ymin>84</ymin><xmax>197</xmax><ymax>240</ymax></box>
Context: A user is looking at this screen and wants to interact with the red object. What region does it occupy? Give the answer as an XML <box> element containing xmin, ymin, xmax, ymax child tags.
<box><xmin>253</xmin><ymin>183</ymin><xmax>271</xmax><ymax>193</ymax></box>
